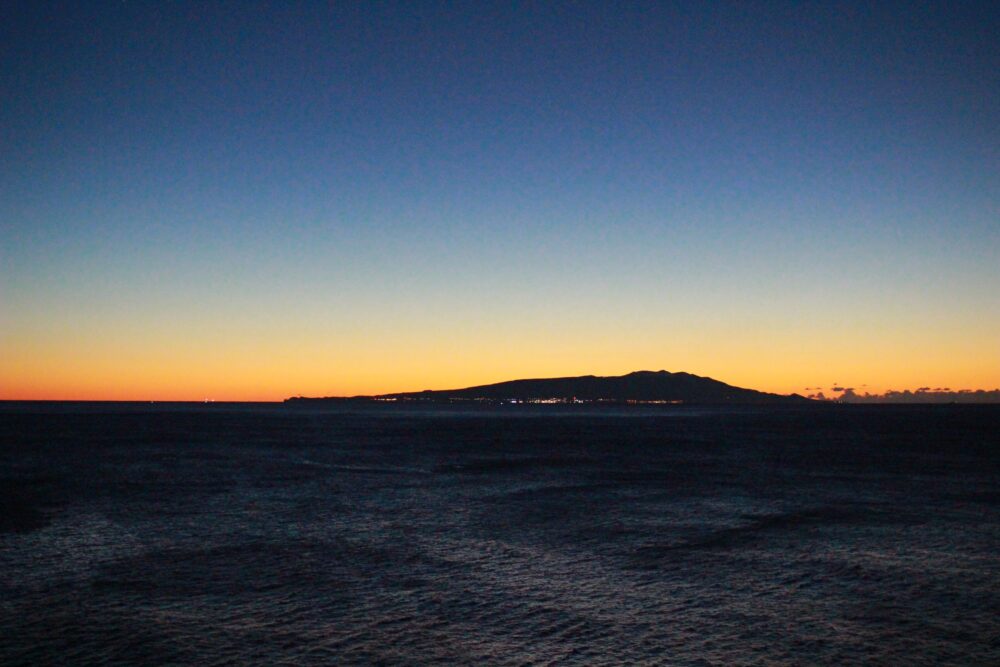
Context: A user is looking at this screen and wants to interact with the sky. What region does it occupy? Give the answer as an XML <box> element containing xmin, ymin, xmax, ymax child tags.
<box><xmin>2</xmin><ymin>1</ymin><xmax>998</xmax><ymax>400</ymax></box>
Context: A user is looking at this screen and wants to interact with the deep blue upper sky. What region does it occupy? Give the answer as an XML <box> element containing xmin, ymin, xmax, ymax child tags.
<box><xmin>2</xmin><ymin>1</ymin><xmax>998</xmax><ymax>398</ymax></box>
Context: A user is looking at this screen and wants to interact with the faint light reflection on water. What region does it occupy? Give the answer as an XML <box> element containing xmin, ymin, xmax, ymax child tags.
<box><xmin>1</xmin><ymin>404</ymin><xmax>998</xmax><ymax>664</ymax></box>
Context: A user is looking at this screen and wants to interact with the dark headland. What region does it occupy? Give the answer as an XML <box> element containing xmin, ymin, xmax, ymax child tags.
<box><xmin>285</xmin><ymin>370</ymin><xmax>812</xmax><ymax>406</ymax></box>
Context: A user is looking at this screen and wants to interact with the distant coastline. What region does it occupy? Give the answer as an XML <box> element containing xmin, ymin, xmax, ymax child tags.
<box><xmin>286</xmin><ymin>370</ymin><xmax>811</xmax><ymax>406</ymax></box>
<box><xmin>288</xmin><ymin>370</ymin><xmax>1000</xmax><ymax>406</ymax></box>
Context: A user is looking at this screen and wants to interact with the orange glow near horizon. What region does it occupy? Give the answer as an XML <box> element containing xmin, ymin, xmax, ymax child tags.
<box><xmin>3</xmin><ymin>320</ymin><xmax>997</xmax><ymax>401</ymax></box>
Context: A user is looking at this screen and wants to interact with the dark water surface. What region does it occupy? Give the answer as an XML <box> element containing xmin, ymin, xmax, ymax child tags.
<box><xmin>2</xmin><ymin>403</ymin><xmax>998</xmax><ymax>665</ymax></box>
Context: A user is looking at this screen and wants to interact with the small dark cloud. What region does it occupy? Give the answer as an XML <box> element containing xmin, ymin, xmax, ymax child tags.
<box><xmin>830</xmin><ymin>386</ymin><xmax>845</xmax><ymax>392</ymax></box>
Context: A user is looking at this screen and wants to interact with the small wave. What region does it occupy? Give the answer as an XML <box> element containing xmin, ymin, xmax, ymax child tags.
<box><xmin>636</xmin><ymin>506</ymin><xmax>868</xmax><ymax>555</ymax></box>
<box><xmin>434</xmin><ymin>456</ymin><xmax>589</xmax><ymax>474</ymax></box>
<box><xmin>296</xmin><ymin>459</ymin><xmax>431</xmax><ymax>475</ymax></box>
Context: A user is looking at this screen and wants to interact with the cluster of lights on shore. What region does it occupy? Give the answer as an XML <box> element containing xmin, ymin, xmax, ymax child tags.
<box><xmin>373</xmin><ymin>397</ymin><xmax>685</xmax><ymax>405</ymax></box>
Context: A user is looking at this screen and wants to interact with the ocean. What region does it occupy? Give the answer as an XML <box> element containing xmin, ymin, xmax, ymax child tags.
<box><xmin>1</xmin><ymin>403</ymin><xmax>998</xmax><ymax>665</ymax></box>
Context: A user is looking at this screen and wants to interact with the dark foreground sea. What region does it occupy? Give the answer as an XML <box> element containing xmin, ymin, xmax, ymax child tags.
<box><xmin>1</xmin><ymin>403</ymin><xmax>998</xmax><ymax>665</ymax></box>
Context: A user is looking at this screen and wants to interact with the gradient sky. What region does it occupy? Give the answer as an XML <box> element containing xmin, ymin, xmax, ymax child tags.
<box><xmin>2</xmin><ymin>1</ymin><xmax>998</xmax><ymax>400</ymax></box>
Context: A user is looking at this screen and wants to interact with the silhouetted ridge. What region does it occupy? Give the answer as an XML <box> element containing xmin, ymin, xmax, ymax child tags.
<box><xmin>287</xmin><ymin>371</ymin><xmax>810</xmax><ymax>405</ymax></box>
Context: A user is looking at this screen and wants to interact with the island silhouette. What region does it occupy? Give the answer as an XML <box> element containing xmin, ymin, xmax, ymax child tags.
<box><xmin>285</xmin><ymin>370</ymin><xmax>811</xmax><ymax>405</ymax></box>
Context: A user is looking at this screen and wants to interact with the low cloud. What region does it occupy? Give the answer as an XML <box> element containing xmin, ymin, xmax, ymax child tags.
<box><xmin>807</xmin><ymin>386</ymin><xmax>1000</xmax><ymax>403</ymax></box>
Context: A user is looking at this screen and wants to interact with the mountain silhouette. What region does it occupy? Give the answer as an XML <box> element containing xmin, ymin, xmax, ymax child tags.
<box><xmin>287</xmin><ymin>371</ymin><xmax>811</xmax><ymax>405</ymax></box>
